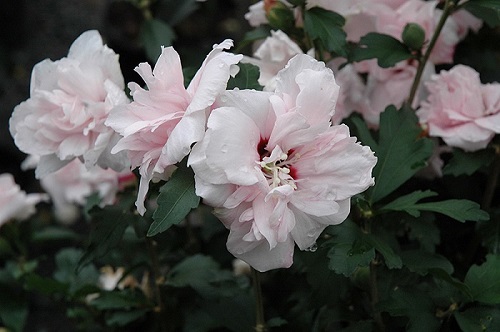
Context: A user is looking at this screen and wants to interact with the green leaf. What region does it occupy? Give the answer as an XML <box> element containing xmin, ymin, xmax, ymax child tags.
<box><xmin>401</xmin><ymin>250</ymin><xmax>453</xmax><ymax>276</ymax></box>
<box><xmin>54</xmin><ymin>248</ymin><xmax>99</xmax><ymax>296</ymax></box>
<box><xmin>443</xmin><ymin>148</ymin><xmax>495</xmax><ymax>176</ymax></box>
<box><xmin>381</xmin><ymin>190</ymin><xmax>438</xmax><ymax>217</ymax></box>
<box><xmin>105</xmin><ymin>308</ymin><xmax>150</xmax><ymax>327</ymax></box>
<box><xmin>0</xmin><ymin>268</ymin><xmax>28</xmax><ymax>332</ymax></box>
<box><xmin>350</xmin><ymin>33</ymin><xmax>413</xmax><ymax>68</ymax></box>
<box><xmin>454</xmin><ymin>306</ymin><xmax>500</xmax><ymax>332</ymax></box>
<box><xmin>0</xmin><ymin>282</ymin><xmax>28</xmax><ymax>332</ymax></box>
<box><xmin>430</xmin><ymin>268</ymin><xmax>473</xmax><ymax>299</ymax></box>
<box><xmin>407</xmin><ymin>215</ymin><xmax>440</xmax><ymax>252</ymax></box>
<box><xmin>346</xmin><ymin>114</ymin><xmax>378</xmax><ymax>150</ymax></box>
<box><xmin>378</xmin><ymin>287</ymin><xmax>441</xmax><ymax>332</ymax></box>
<box><xmin>369</xmin><ymin>106</ymin><xmax>434</xmax><ymax>203</ymax></box>
<box><xmin>167</xmin><ymin>254</ymin><xmax>234</xmax><ymax>298</ymax></box>
<box><xmin>464</xmin><ymin>0</ymin><xmax>500</xmax><ymax>28</ymax></box>
<box><xmin>32</xmin><ymin>226</ymin><xmax>80</xmax><ymax>243</ymax></box>
<box><xmin>227</xmin><ymin>63</ymin><xmax>263</xmax><ymax>91</ymax></box>
<box><xmin>465</xmin><ymin>254</ymin><xmax>500</xmax><ymax>304</ymax></box>
<box><xmin>381</xmin><ymin>191</ymin><xmax>489</xmax><ymax>223</ymax></box>
<box><xmin>140</xmin><ymin>18</ymin><xmax>176</xmax><ymax>62</ymax></box>
<box><xmin>477</xmin><ymin>210</ymin><xmax>500</xmax><ymax>253</ymax></box>
<box><xmin>304</xmin><ymin>7</ymin><xmax>347</xmax><ymax>56</ymax></box>
<box><xmin>78</xmin><ymin>197</ymin><xmax>134</xmax><ymax>269</ymax></box>
<box><xmin>236</xmin><ymin>26</ymin><xmax>271</xmax><ymax>52</ymax></box>
<box><xmin>364</xmin><ymin>233</ymin><xmax>402</xmax><ymax>269</ymax></box>
<box><xmin>24</xmin><ymin>273</ymin><xmax>69</xmax><ymax>295</ymax></box>
<box><xmin>156</xmin><ymin>0</ymin><xmax>199</xmax><ymax>26</ymax></box>
<box><xmin>326</xmin><ymin>221</ymin><xmax>375</xmax><ymax>276</ymax></box>
<box><xmin>413</xmin><ymin>200</ymin><xmax>489</xmax><ymax>223</ymax></box>
<box><xmin>148</xmin><ymin>164</ymin><xmax>200</xmax><ymax>236</ymax></box>
<box><xmin>89</xmin><ymin>289</ymin><xmax>147</xmax><ymax>310</ymax></box>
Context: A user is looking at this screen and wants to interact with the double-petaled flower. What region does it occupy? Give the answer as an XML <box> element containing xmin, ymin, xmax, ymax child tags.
<box><xmin>189</xmin><ymin>54</ymin><xmax>377</xmax><ymax>271</ymax></box>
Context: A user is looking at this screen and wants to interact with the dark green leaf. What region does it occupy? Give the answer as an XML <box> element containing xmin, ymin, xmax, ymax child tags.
<box><xmin>350</xmin><ymin>33</ymin><xmax>413</xmax><ymax>68</ymax></box>
<box><xmin>477</xmin><ymin>210</ymin><xmax>500</xmax><ymax>253</ymax></box>
<box><xmin>369</xmin><ymin>106</ymin><xmax>434</xmax><ymax>203</ymax></box>
<box><xmin>236</xmin><ymin>26</ymin><xmax>271</xmax><ymax>52</ymax></box>
<box><xmin>443</xmin><ymin>148</ymin><xmax>495</xmax><ymax>176</ymax></box>
<box><xmin>430</xmin><ymin>268</ymin><xmax>473</xmax><ymax>299</ymax></box>
<box><xmin>167</xmin><ymin>254</ymin><xmax>234</xmax><ymax>298</ymax></box>
<box><xmin>346</xmin><ymin>114</ymin><xmax>378</xmax><ymax>150</ymax></box>
<box><xmin>381</xmin><ymin>191</ymin><xmax>489</xmax><ymax>222</ymax></box>
<box><xmin>464</xmin><ymin>0</ymin><xmax>500</xmax><ymax>28</ymax></box>
<box><xmin>148</xmin><ymin>164</ymin><xmax>200</xmax><ymax>236</ymax></box>
<box><xmin>90</xmin><ymin>289</ymin><xmax>147</xmax><ymax>310</ymax></box>
<box><xmin>407</xmin><ymin>215</ymin><xmax>440</xmax><ymax>252</ymax></box>
<box><xmin>381</xmin><ymin>190</ymin><xmax>438</xmax><ymax>217</ymax></box>
<box><xmin>465</xmin><ymin>254</ymin><xmax>500</xmax><ymax>304</ymax></box>
<box><xmin>401</xmin><ymin>250</ymin><xmax>453</xmax><ymax>275</ymax></box>
<box><xmin>378</xmin><ymin>287</ymin><xmax>441</xmax><ymax>332</ymax></box>
<box><xmin>0</xmin><ymin>282</ymin><xmax>27</xmax><ymax>332</ymax></box>
<box><xmin>185</xmin><ymin>293</ymin><xmax>254</xmax><ymax>332</ymax></box>
<box><xmin>105</xmin><ymin>308</ymin><xmax>150</xmax><ymax>327</ymax></box>
<box><xmin>32</xmin><ymin>227</ymin><xmax>80</xmax><ymax>243</ymax></box>
<box><xmin>24</xmin><ymin>274</ymin><xmax>69</xmax><ymax>295</ymax></box>
<box><xmin>54</xmin><ymin>248</ymin><xmax>99</xmax><ymax>296</ymax></box>
<box><xmin>227</xmin><ymin>63</ymin><xmax>263</xmax><ymax>91</ymax></box>
<box><xmin>364</xmin><ymin>233</ymin><xmax>402</xmax><ymax>269</ymax></box>
<box><xmin>140</xmin><ymin>18</ymin><xmax>176</xmax><ymax>61</ymax></box>
<box><xmin>454</xmin><ymin>306</ymin><xmax>500</xmax><ymax>332</ymax></box>
<box><xmin>411</xmin><ymin>200</ymin><xmax>488</xmax><ymax>223</ymax></box>
<box><xmin>339</xmin><ymin>320</ymin><xmax>374</xmax><ymax>332</ymax></box>
<box><xmin>156</xmin><ymin>0</ymin><xmax>199</xmax><ymax>26</ymax></box>
<box><xmin>304</xmin><ymin>7</ymin><xmax>347</xmax><ymax>56</ymax></box>
<box><xmin>326</xmin><ymin>221</ymin><xmax>375</xmax><ymax>276</ymax></box>
<box><xmin>78</xmin><ymin>197</ymin><xmax>134</xmax><ymax>269</ymax></box>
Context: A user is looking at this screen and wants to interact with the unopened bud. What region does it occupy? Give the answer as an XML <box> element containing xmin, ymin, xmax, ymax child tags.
<box><xmin>402</xmin><ymin>23</ymin><xmax>426</xmax><ymax>50</ymax></box>
<box><xmin>267</xmin><ymin>2</ymin><xmax>294</xmax><ymax>31</ymax></box>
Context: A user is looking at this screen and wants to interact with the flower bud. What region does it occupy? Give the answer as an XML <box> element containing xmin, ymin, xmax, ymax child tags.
<box><xmin>266</xmin><ymin>2</ymin><xmax>295</xmax><ymax>31</ymax></box>
<box><xmin>402</xmin><ymin>23</ymin><xmax>426</xmax><ymax>50</ymax></box>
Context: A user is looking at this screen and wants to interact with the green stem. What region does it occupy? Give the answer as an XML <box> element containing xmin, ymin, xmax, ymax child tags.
<box><xmin>252</xmin><ymin>267</ymin><xmax>267</xmax><ymax>332</ymax></box>
<box><xmin>407</xmin><ymin>0</ymin><xmax>455</xmax><ymax>106</ymax></box>
<box><xmin>482</xmin><ymin>146</ymin><xmax>500</xmax><ymax>210</ymax></box>
<box><xmin>146</xmin><ymin>237</ymin><xmax>167</xmax><ymax>332</ymax></box>
<box><xmin>370</xmin><ymin>258</ymin><xmax>385</xmax><ymax>332</ymax></box>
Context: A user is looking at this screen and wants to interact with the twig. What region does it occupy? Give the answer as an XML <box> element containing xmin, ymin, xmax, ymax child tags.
<box><xmin>252</xmin><ymin>267</ymin><xmax>267</xmax><ymax>332</ymax></box>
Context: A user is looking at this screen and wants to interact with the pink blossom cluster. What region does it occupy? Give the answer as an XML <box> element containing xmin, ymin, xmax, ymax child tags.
<box><xmin>244</xmin><ymin>0</ymin><xmax>483</xmax><ymax>127</ymax></box>
<box><xmin>10</xmin><ymin>30</ymin><xmax>377</xmax><ymax>271</ymax></box>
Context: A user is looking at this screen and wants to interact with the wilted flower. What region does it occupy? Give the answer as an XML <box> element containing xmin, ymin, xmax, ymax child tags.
<box><xmin>106</xmin><ymin>40</ymin><xmax>242</xmax><ymax>215</ymax></box>
<box><xmin>9</xmin><ymin>30</ymin><xmax>130</xmax><ymax>178</ymax></box>
<box><xmin>189</xmin><ymin>54</ymin><xmax>377</xmax><ymax>271</ymax></box>
<box><xmin>417</xmin><ymin>65</ymin><xmax>500</xmax><ymax>151</ymax></box>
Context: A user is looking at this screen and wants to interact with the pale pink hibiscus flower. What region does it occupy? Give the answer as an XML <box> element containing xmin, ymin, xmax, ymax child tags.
<box><xmin>0</xmin><ymin>173</ymin><xmax>48</xmax><ymax>227</ymax></box>
<box><xmin>106</xmin><ymin>40</ymin><xmax>242</xmax><ymax>215</ymax></box>
<box><xmin>9</xmin><ymin>30</ymin><xmax>130</xmax><ymax>178</ymax></box>
<box><xmin>417</xmin><ymin>65</ymin><xmax>500</xmax><ymax>151</ymax></box>
<box><xmin>189</xmin><ymin>54</ymin><xmax>377</xmax><ymax>271</ymax></box>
